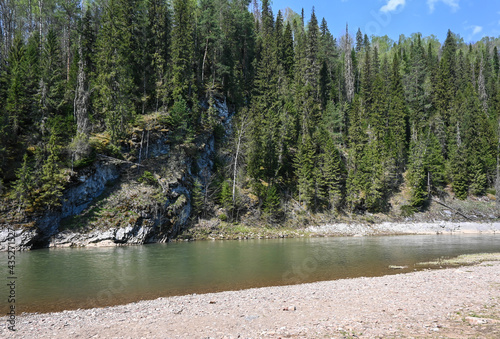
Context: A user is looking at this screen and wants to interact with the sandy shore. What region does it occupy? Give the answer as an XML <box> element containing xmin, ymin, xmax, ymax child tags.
<box><xmin>2</xmin><ymin>259</ymin><xmax>499</xmax><ymax>338</ymax></box>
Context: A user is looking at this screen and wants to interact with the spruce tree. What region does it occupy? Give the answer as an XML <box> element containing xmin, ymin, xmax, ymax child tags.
<box><xmin>295</xmin><ymin>132</ymin><xmax>315</xmax><ymax>209</ymax></box>
<box><xmin>282</xmin><ymin>22</ymin><xmax>294</xmax><ymax>78</ymax></box>
<box><xmin>355</xmin><ymin>28</ymin><xmax>363</xmax><ymax>53</ymax></box>
<box><xmin>14</xmin><ymin>153</ymin><xmax>34</xmax><ymax>211</ymax></box>
<box><xmin>319</xmin><ymin>132</ymin><xmax>344</xmax><ymax>212</ymax></box>
<box><xmin>37</xmin><ymin>132</ymin><xmax>65</xmax><ymax>210</ymax></box>
<box><xmin>94</xmin><ymin>0</ymin><xmax>136</xmax><ymax>142</ymax></box>
<box><xmin>39</xmin><ymin>29</ymin><xmax>66</xmax><ymax>120</ymax></box>
<box><xmin>343</xmin><ymin>25</ymin><xmax>355</xmax><ymax>102</ymax></box>
<box><xmin>5</xmin><ymin>35</ymin><xmax>28</xmax><ymax>138</ymax></box>
<box><xmin>171</xmin><ymin>0</ymin><xmax>196</xmax><ymax>102</ymax></box>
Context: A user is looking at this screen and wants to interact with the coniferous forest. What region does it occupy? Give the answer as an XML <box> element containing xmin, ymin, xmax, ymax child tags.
<box><xmin>1</xmin><ymin>0</ymin><xmax>500</xmax><ymax>223</ymax></box>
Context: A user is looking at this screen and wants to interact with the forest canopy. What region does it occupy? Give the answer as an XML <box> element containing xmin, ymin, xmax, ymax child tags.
<box><xmin>1</xmin><ymin>0</ymin><xmax>500</xmax><ymax>219</ymax></box>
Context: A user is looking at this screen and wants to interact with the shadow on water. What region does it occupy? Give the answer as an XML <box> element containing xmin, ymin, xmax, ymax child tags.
<box><xmin>1</xmin><ymin>234</ymin><xmax>499</xmax><ymax>313</ymax></box>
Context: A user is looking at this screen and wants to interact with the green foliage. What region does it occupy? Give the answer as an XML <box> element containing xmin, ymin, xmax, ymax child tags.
<box><xmin>295</xmin><ymin>132</ymin><xmax>316</xmax><ymax>209</ymax></box>
<box><xmin>13</xmin><ymin>153</ymin><xmax>34</xmax><ymax>209</ymax></box>
<box><xmin>168</xmin><ymin>96</ymin><xmax>194</xmax><ymax>142</ymax></box>
<box><xmin>400</xmin><ymin>204</ymin><xmax>417</xmax><ymax>217</ymax></box>
<box><xmin>2</xmin><ymin>0</ymin><xmax>500</xmax><ymax>221</ymax></box>
<box><xmin>36</xmin><ymin>133</ymin><xmax>66</xmax><ymax>210</ymax></box>
<box><xmin>38</xmin><ymin>29</ymin><xmax>67</xmax><ymax>118</ymax></box>
<box><xmin>408</xmin><ymin>166</ymin><xmax>427</xmax><ymax>209</ymax></box>
<box><xmin>138</xmin><ymin>171</ymin><xmax>156</xmax><ymax>185</ymax></box>
<box><xmin>69</xmin><ymin>133</ymin><xmax>92</xmax><ymax>163</ymax></box>
<box><xmin>263</xmin><ymin>185</ymin><xmax>281</xmax><ymax>217</ymax></box>
<box><xmin>469</xmin><ymin>159</ymin><xmax>487</xmax><ymax>196</ymax></box>
<box><xmin>94</xmin><ymin>0</ymin><xmax>137</xmax><ymax>142</ymax></box>
<box><xmin>168</xmin><ymin>96</ymin><xmax>190</xmax><ymax>127</ymax></box>
<box><xmin>90</xmin><ymin>138</ymin><xmax>123</xmax><ymax>159</ymax></box>
<box><xmin>191</xmin><ymin>178</ymin><xmax>203</xmax><ymax>219</ymax></box>
<box><xmin>171</xmin><ymin>0</ymin><xmax>196</xmax><ymax>101</ymax></box>
<box><xmin>220</xmin><ymin>180</ymin><xmax>233</xmax><ymax>209</ymax></box>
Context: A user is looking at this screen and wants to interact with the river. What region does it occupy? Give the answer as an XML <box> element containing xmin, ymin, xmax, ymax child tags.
<box><xmin>1</xmin><ymin>234</ymin><xmax>499</xmax><ymax>313</ymax></box>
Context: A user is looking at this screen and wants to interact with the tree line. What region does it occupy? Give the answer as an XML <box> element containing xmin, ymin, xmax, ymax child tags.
<box><xmin>1</xmin><ymin>0</ymin><xmax>499</xmax><ymax>219</ymax></box>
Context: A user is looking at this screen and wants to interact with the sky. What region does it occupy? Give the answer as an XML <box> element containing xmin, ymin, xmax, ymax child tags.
<box><xmin>267</xmin><ymin>0</ymin><xmax>500</xmax><ymax>44</ymax></box>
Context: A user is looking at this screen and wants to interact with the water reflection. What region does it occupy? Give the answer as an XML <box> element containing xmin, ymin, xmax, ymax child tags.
<box><xmin>1</xmin><ymin>234</ymin><xmax>499</xmax><ymax>313</ymax></box>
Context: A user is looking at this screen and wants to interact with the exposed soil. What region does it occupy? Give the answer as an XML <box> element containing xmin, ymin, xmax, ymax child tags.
<box><xmin>2</xmin><ymin>259</ymin><xmax>499</xmax><ymax>338</ymax></box>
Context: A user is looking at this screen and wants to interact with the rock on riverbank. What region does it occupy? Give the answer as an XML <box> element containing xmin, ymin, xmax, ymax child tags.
<box><xmin>307</xmin><ymin>221</ymin><xmax>500</xmax><ymax>236</ymax></box>
<box><xmin>2</xmin><ymin>259</ymin><xmax>499</xmax><ymax>338</ymax></box>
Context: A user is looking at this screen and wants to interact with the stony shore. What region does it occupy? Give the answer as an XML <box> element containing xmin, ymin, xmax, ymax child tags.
<box><xmin>307</xmin><ymin>220</ymin><xmax>500</xmax><ymax>237</ymax></box>
<box><xmin>179</xmin><ymin>220</ymin><xmax>500</xmax><ymax>242</ymax></box>
<box><xmin>2</xmin><ymin>256</ymin><xmax>499</xmax><ymax>338</ymax></box>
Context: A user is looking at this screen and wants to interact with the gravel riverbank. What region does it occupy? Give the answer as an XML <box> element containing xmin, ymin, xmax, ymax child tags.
<box><xmin>2</xmin><ymin>258</ymin><xmax>499</xmax><ymax>338</ymax></box>
<box><xmin>307</xmin><ymin>221</ymin><xmax>500</xmax><ymax>236</ymax></box>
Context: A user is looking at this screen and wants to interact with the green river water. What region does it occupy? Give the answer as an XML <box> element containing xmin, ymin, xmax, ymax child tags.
<box><xmin>1</xmin><ymin>234</ymin><xmax>499</xmax><ymax>313</ymax></box>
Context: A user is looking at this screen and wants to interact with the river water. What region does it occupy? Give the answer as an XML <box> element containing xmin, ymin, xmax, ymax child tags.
<box><xmin>1</xmin><ymin>234</ymin><xmax>499</xmax><ymax>313</ymax></box>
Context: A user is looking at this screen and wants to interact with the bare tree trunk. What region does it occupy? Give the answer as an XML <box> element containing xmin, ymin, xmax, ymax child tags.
<box><xmin>232</xmin><ymin>116</ymin><xmax>247</xmax><ymax>204</ymax></box>
<box><xmin>201</xmin><ymin>38</ymin><xmax>208</xmax><ymax>84</ymax></box>
<box><xmin>344</xmin><ymin>24</ymin><xmax>354</xmax><ymax>103</ymax></box>
<box><xmin>146</xmin><ymin>129</ymin><xmax>150</xmax><ymax>159</ymax></box>
<box><xmin>38</xmin><ymin>0</ymin><xmax>43</xmax><ymax>46</ymax></box>
<box><xmin>74</xmin><ymin>39</ymin><xmax>90</xmax><ymax>136</ymax></box>
<box><xmin>0</xmin><ymin>0</ymin><xmax>14</xmax><ymax>54</ymax></box>
<box><xmin>29</xmin><ymin>0</ymin><xmax>33</xmax><ymax>33</ymax></box>
<box><xmin>138</xmin><ymin>130</ymin><xmax>144</xmax><ymax>164</ymax></box>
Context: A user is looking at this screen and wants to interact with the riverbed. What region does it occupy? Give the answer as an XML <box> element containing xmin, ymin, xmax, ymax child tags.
<box><xmin>2</xmin><ymin>257</ymin><xmax>499</xmax><ymax>338</ymax></box>
<box><xmin>1</xmin><ymin>233</ymin><xmax>499</xmax><ymax>314</ymax></box>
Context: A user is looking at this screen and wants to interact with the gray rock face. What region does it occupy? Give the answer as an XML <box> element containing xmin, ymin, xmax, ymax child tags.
<box><xmin>1</xmin><ymin>98</ymin><xmax>229</xmax><ymax>251</ymax></box>
<box><xmin>48</xmin><ymin>223</ymin><xmax>160</xmax><ymax>248</ymax></box>
<box><xmin>62</xmin><ymin>162</ymin><xmax>120</xmax><ymax>218</ymax></box>
<box><xmin>0</xmin><ymin>161</ymin><xmax>121</xmax><ymax>251</ymax></box>
<box><xmin>0</xmin><ymin>227</ymin><xmax>39</xmax><ymax>251</ymax></box>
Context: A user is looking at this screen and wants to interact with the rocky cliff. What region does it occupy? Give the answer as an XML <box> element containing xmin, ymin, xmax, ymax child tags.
<box><xmin>0</xmin><ymin>99</ymin><xmax>229</xmax><ymax>251</ymax></box>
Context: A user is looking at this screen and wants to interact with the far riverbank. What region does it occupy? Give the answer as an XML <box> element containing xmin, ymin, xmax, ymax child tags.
<box><xmin>178</xmin><ymin>220</ymin><xmax>500</xmax><ymax>242</ymax></box>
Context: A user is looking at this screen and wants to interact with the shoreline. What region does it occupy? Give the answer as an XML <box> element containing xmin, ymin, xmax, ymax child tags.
<box><xmin>2</xmin><ymin>220</ymin><xmax>499</xmax><ymax>251</ymax></box>
<box><xmin>2</xmin><ymin>256</ymin><xmax>500</xmax><ymax>338</ymax></box>
<box><xmin>53</xmin><ymin>220</ymin><xmax>500</xmax><ymax>248</ymax></box>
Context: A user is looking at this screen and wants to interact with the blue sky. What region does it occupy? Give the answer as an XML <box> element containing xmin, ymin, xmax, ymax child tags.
<box><xmin>268</xmin><ymin>0</ymin><xmax>500</xmax><ymax>43</ymax></box>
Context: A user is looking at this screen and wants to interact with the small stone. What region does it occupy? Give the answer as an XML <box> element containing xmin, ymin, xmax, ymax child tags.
<box><xmin>466</xmin><ymin>317</ymin><xmax>489</xmax><ymax>325</ymax></box>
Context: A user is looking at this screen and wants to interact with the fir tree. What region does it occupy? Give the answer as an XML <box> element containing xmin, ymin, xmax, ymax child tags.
<box><xmin>5</xmin><ymin>35</ymin><xmax>28</xmax><ymax>138</ymax></box>
<box><xmin>282</xmin><ymin>22</ymin><xmax>294</xmax><ymax>78</ymax></box>
<box><xmin>295</xmin><ymin>132</ymin><xmax>315</xmax><ymax>209</ymax></box>
<box><xmin>14</xmin><ymin>153</ymin><xmax>34</xmax><ymax>211</ymax></box>
<box><xmin>39</xmin><ymin>29</ymin><xmax>66</xmax><ymax>119</ymax></box>
<box><xmin>319</xmin><ymin>133</ymin><xmax>344</xmax><ymax>211</ymax></box>
<box><xmin>263</xmin><ymin>185</ymin><xmax>281</xmax><ymax>219</ymax></box>
<box><xmin>37</xmin><ymin>132</ymin><xmax>65</xmax><ymax>210</ymax></box>
<box><xmin>94</xmin><ymin>0</ymin><xmax>137</xmax><ymax>142</ymax></box>
<box><xmin>171</xmin><ymin>0</ymin><xmax>196</xmax><ymax>101</ymax></box>
<box><xmin>355</xmin><ymin>28</ymin><xmax>363</xmax><ymax>53</ymax></box>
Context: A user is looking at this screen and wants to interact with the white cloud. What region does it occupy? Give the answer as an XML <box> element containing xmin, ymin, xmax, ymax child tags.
<box><xmin>472</xmin><ymin>25</ymin><xmax>483</xmax><ymax>35</ymax></box>
<box><xmin>465</xmin><ymin>25</ymin><xmax>483</xmax><ymax>41</ymax></box>
<box><xmin>380</xmin><ymin>0</ymin><xmax>406</xmax><ymax>13</ymax></box>
<box><xmin>427</xmin><ymin>0</ymin><xmax>459</xmax><ymax>13</ymax></box>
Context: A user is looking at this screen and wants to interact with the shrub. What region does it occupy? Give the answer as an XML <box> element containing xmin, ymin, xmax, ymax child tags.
<box><xmin>400</xmin><ymin>204</ymin><xmax>416</xmax><ymax>217</ymax></box>
<box><xmin>138</xmin><ymin>171</ymin><xmax>156</xmax><ymax>185</ymax></box>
